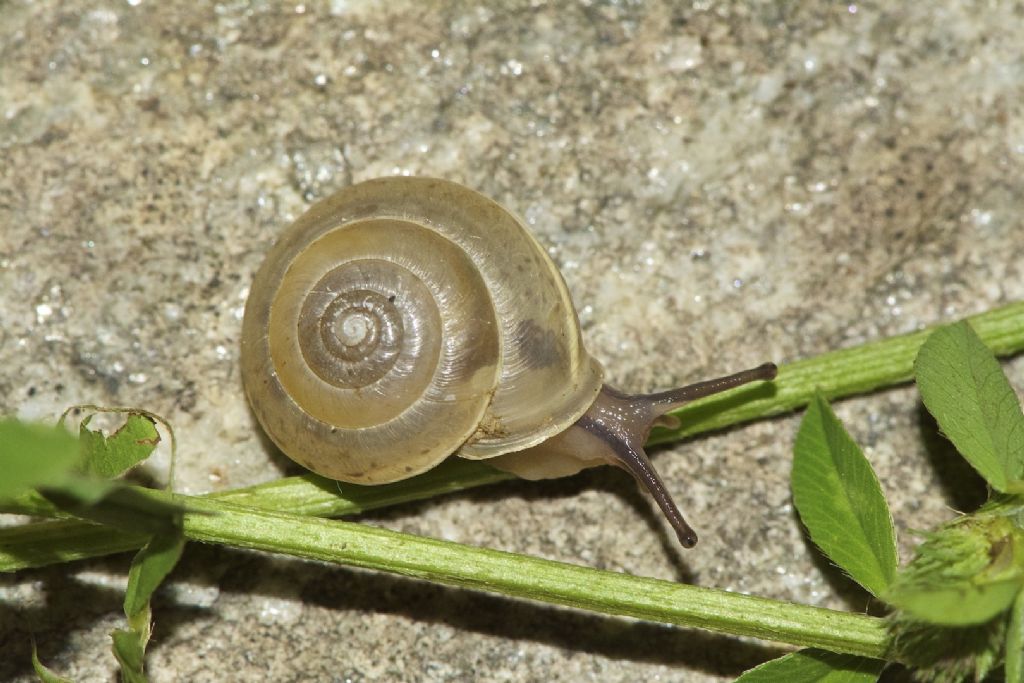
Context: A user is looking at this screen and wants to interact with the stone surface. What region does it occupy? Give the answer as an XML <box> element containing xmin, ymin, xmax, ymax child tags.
<box><xmin>2</xmin><ymin>1</ymin><xmax>1023</xmax><ymax>681</ymax></box>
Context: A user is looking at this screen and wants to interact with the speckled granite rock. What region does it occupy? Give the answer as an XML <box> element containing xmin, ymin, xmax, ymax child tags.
<box><xmin>2</xmin><ymin>1</ymin><xmax>1023</xmax><ymax>681</ymax></box>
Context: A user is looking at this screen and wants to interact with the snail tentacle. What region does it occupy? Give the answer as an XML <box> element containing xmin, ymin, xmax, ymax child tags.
<box><xmin>491</xmin><ymin>363</ymin><xmax>778</xmax><ymax>548</ymax></box>
<box><xmin>577</xmin><ymin>413</ymin><xmax>699</xmax><ymax>548</ymax></box>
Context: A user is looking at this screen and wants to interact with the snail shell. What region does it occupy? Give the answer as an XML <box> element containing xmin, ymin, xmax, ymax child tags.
<box><xmin>241</xmin><ymin>177</ymin><xmax>604</xmax><ymax>484</ymax></box>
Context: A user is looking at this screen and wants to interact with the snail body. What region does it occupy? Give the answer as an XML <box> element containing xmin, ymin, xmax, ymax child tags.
<box><xmin>241</xmin><ymin>177</ymin><xmax>776</xmax><ymax>547</ymax></box>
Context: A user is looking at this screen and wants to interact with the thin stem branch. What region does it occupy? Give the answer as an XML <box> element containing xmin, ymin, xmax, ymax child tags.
<box><xmin>648</xmin><ymin>300</ymin><xmax>1024</xmax><ymax>444</ymax></box>
<box><xmin>0</xmin><ymin>460</ymin><xmax>509</xmax><ymax>570</ymax></box>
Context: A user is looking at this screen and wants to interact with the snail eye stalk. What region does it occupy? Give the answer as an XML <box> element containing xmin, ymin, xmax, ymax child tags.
<box><xmin>586</xmin><ymin>363</ymin><xmax>777</xmax><ymax>548</ymax></box>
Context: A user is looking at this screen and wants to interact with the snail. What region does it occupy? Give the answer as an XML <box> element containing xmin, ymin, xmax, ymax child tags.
<box><xmin>240</xmin><ymin>177</ymin><xmax>776</xmax><ymax>548</ymax></box>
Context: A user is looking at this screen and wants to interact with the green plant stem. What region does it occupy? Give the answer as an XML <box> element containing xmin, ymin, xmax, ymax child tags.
<box><xmin>189</xmin><ymin>492</ymin><xmax>895</xmax><ymax>658</ymax></box>
<box><xmin>0</xmin><ymin>460</ymin><xmax>508</xmax><ymax>571</ymax></box>
<box><xmin>3</xmin><ymin>300</ymin><xmax>1023</xmax><ymax>573</ymax></box>
<box><xmin>3</xmin><ymin>491</ymin><xmax>890</xmax><ymax>655</ymax></box>
<box><xmin>649</xmin><ymin>299</ymin><xmax>1024</xmax><ymax>444</ymax></box>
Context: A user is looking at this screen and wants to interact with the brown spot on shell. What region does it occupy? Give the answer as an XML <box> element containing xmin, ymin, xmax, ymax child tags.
<box><xmin>514</xmin><ymin>318</ymin><xmax>565</xmax><ymax>368</ymax></box>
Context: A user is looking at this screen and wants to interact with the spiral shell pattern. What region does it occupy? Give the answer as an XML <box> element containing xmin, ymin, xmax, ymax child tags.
<box><xmin>241</xmin><ymin>177</ymin><xmax>603</xmax><ymax>484</ymax></box>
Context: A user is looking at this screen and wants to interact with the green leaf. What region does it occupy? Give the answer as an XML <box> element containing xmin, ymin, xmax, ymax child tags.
<box><xmin>124</xmin><ymin>532</ymin><xmax>185</xmax><ymax>630</ymax></box>
<box><xmin>735</xmin><ymin>649</ymin><xmax>884</xmax><ymax>682</ymax></box>
<box><xmin>888</xmin><ymin>612</ymin><xmax>1005</xmax><ymax>682</ymax></box>
<box><xmin>110</xmin><ymin>532</ymin><xmax>184</xmax><ymax>682</ymax></box>
<box><xmin>31</xmin><ymin>642</ymin><xmax>72</xmax><ymax>683</ymax></box>
<box><xmin>1006</xmin><ymin>588</ymin><xmax>1024</xmax><ymax>683</ymax></box>
<box><xmin>892</xmin><ymin>579</ymin><xmax>1021</xmax><ymax>627</ymax></box>
<box><xmin>0</xmin><ymin>418</ymin><xmax>78</xmax><ymax>500</ymax></box>
<box><xmin>915</xmin><ymin>321</ymin><xmax>1024</xmax><ymax>492</ymax></box>
<box><xmin>111</xmin><ymin>629</ymin><xmax>147</xmax><ymax>683</ymax></box>
<box><xmin>78</xmin><ymin>413</ymin><xmax>160</xmax><ymax>479</ymax></box>
<box><xmin>887</xmin><ymin>511</ymin><xmax>1024</xmax><ymax>625</ymax></box>
<box><xmin>792</xmin><ymin>394</ymin><xmax>898</xmax><ymax>597</ymax></box>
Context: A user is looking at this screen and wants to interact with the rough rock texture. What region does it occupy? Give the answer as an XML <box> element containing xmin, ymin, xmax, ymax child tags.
<box><xmin>2</xmin><ymin>1</ymin><xmax>1023</xmax><ymax>681</ymax></box>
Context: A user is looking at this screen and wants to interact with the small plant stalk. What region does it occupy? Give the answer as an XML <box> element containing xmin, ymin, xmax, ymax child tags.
<box><xmin>173</xmin><ymin>492</ymin><xmax>890</xmax><ymax>658</ymax></box>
